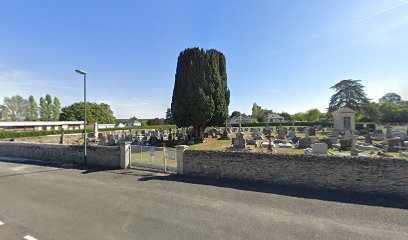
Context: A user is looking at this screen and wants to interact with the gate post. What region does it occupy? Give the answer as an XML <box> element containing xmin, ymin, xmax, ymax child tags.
<box><xmin>175</xmin><ymin>145</ymin><xmax>188</xmax><ymax>174</ymax></box>
<box><xmin>120</xmin><ymin>141</ymin><xmax>131</xmax><ymax>169</ymax></box>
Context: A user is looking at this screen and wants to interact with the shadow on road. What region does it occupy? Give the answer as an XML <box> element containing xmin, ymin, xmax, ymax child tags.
<box><xmin>2</xmin><ymin>157</ymin><xmax>406</xmax><ymax>210</ymax></box>
<box><xmin>138</xmin><ymin>174</ymin><xmax>408</xmax><ymax>210</ymax></box>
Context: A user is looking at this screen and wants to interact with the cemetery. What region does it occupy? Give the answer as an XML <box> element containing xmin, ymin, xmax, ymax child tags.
<box><xmin>1</xmin><ymin>109</ymin><xmax>408</xmax><ymax>160</ymax></box>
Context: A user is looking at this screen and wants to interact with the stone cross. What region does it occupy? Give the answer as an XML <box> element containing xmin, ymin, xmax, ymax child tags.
<box><xmin>239</xmin><ymin>114</ymin><xmax>242</xmax><ymax>133</ymax></box>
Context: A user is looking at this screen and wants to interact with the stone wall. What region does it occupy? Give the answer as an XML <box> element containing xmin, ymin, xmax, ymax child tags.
<box><xmin>183</xmin><ymin>150</ymin><xmax>408</xmax><ymax>197</ymax></box>
<box><xmin>0</xmin><ymin>142</ymin><xmax>121</xmax><ymax>168</ymax></box>
<box><xmin>11</xmin><ymin>133</ymin><xmax>82</xmax><ymax>144</ymax></box>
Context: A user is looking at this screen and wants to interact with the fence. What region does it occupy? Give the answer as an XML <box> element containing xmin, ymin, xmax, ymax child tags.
<box><xmin>130</xmin><ymin>145</ymin><xmax>178</xmax><ymax>173</ymax></box>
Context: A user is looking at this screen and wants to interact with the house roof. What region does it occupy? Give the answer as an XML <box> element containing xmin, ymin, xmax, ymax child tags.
<box><xmin>332</xmin><ymin>107</ymin><xmax>356</xmax><ymax>114</ymax></box>
<box><xmin>266</xmin><ymin>113</ymin><xmax>284</xmax><ymax>118</ymax></box>
<box><xmin>127</xmin><ymin>119</ymin><xmax>141</xmax><ymax>124</ymax></box>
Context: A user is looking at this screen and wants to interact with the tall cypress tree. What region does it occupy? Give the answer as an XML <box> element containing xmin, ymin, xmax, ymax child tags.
<box><xmin>52</xmin><ymin>97</ymin><xmax>61</xmax><ymax>120</ymax></box>
<box><xmin>27</xmin><ymin>95</ymin><xmax>39</xmax><ymax>121</ymax></box>
<box><xmin>171</xmin><ymin>48</ymin><xmax>230</xmax><ymax>141</ymax></box>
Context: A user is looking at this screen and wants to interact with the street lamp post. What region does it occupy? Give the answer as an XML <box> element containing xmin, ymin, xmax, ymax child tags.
<box><xmin>75</xmin><ymin>69</ymin><xmax>87</xmax><ymax>167</ymax></box>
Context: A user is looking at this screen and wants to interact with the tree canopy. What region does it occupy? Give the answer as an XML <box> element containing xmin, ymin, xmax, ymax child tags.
<box><xmin>171</xmin><ymin>48</ymin><xmax>230</xmax><ymax>140</ymax></box>
<box><xmin>251</xmin><ymin>103</ymin><xmax>272</xmax><ymax>122</ymax></box>
<box><xmin>329</xmin><ymin>79</ymin><xmax>369</xmax><ymax>112</ymax></box>
<box><xmin>304</xmin><ymin>109</ymin><xmax>321</xmax><ymax>122</ymax></box>
<box><xmin>27</xmin><ymin>95</ymin><xmax>39</xmax><ymax>121</ymax></box>
<box><xmin>230</xmin><ymin>111</ymin><xmax>241</xmax><ymax>118</ymax></box>
<box><xmin>60</xmin><ymin>102</ymin><xmax>116</xmax><ymax>124</ymax></box>
<box><xmin>164</xmin><ymin>108</ymin><xmax>174</xmax><ymax>124</ymax></box>
<box><xmin>3</xmin><ymin>95</ymin><xmax>29</xmax><ymax>120</ymax></box>
<box><xmin>379</xmin><ymin>93</ymin><xmax>401</xmax><ymax>104</ymax></box>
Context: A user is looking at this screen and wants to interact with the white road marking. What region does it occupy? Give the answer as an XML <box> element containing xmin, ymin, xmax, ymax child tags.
<box><xmin>24</xmin><ymin>235</ymin><xmax>38</xmax><ymax>240</ymax></box>
<box><xmin>0</xmin><ymin>220</ymin><xmax>4</xmax><ymax>225</ymax></box>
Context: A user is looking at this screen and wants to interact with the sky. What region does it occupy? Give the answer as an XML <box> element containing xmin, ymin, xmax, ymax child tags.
<box><xmin>0</xmin><ymin>0</ymin><xmax>407</xmax><ymax>118</ymax></box>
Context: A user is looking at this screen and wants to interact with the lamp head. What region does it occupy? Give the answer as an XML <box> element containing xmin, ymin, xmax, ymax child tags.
<box><xmin>75</xmin><ymin>69</ymin><xmax>87</xmax><ymax>75</ymax></box>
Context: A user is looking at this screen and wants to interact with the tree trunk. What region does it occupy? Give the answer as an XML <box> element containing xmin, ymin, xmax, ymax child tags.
<box><xmin>193</xmin><ymin>125</ymin><xmax>205</xmax><ymax>142</ymax></box>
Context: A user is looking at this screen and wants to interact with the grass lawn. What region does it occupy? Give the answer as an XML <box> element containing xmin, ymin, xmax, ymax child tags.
<box><xmin>189</xmin><ymin>137</ymin><xmax>232</xmax><ymax>151</ymax></box>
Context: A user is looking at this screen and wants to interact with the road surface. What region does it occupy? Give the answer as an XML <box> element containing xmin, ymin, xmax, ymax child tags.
<box><xmin>0</xmin><ymin>157</ymin><xmax>407</xmax><ymax>240</ymax></box>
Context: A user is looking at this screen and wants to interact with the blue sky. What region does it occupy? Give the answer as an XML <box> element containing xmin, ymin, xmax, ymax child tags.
<box><xmin>0</xmin><ymin>0</ymin><xmax>407</xmax><ymax>118</ymax></box>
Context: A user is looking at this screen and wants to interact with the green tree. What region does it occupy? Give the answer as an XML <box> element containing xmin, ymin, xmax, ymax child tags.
<box><xmin>27</xmin><ymin>95</ymin><xmax>39</xmax><ymax>121</ymax></box>
<box><xmin>251</xmin><ymin>103</ymin><xmax>272</xmax><ymax>122</ymax></box>
<box><xmin>329</xmin><ymin>79</ymin><xmax>369</xmax><ymax>112</ymax></box>
<box><xmin>0</xmin><ymin>105</ymin><xmax>7</xmax><ymax>119</ymax></box>
<box><xmin>164</xmin><ymin>108</ymin><xmax>174</xmax><ymax>124</ymax></box>
<box><xmin>60</xmin><ymin>102</ymin><xmax>116</xmax><ymax>124</ymax></box>
<box><xmin>361</xmin><ymin>102</ymin><xmax>381</xmax><ymax>122</ymax></box>
<box><xmin>304</xmin><ymin>109</ymin><xmax>321</xmax><ymax>122</ymax></box>
<box><xmin>397</xmin><ymin>109</ymin><xmax>408</xmax><ymax>123</ymax></box>
<box><xmin>39</xmin><ymin>94</ymin><xmax>53</xmax><ymax>120</ymax></box>
<box><xmin>379</xmin><ymin>93</ymin><xmax>401</xmax><ymax>104</ymax></box>
<box><xmin>379</xmin><ymin>102</ymin><xmax>400</xmax><ymax>123</ymax></box>
<box><xmin>3</xmin><ymin>95</ymin><xmax>29</xmax><ymax>120</ymax></box>
<box><xmin>171</xmin><ymin>48</ymin><xmax>230</xmax><ymax>140</ymax></box>
<box><xmin>292</xmin><ymin>112</ymin><xmax>305</xmax><ymax>121</ymax></box>
<box><xmin>230</xmin><ymin>111</ymin><xmax>241</xmax><ymax>118</ymax></box>
<box><xmin>279</xmin><ymin>112</ymin><xmax>292</xmax><ymax>121</ymax></box>
<box><xmin>251</xmin><ymin>103</ymin><xmax>261</xmax><ymax>120</ymax></box>
<box><xmin>52</xmin><ymin>97</ymin><xmax>61</xmax><ymax>120</ymax></box>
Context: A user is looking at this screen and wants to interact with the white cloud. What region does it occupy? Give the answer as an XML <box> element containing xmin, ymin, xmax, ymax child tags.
<box><xmin>0</xmin><ymin>68</ymin><xmax>82</xmax><ymax>104</ymax></box>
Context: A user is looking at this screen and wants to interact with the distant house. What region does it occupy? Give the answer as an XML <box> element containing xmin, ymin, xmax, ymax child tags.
<box><xmin>265</xmin><ymin>113</ymin><xmax>284</xmax><ymax>123</ymax></box>
<box><xmin>125</xmin><ymin>119</ymin><xmax>142</xmax><ymax>127</ymax></box>
<box><xmin>97</xmin><ymin>123</ymin><xmax>116</xmax><ymax>129</ymax></box>
<box><xmin>230</xmin><ymin>114</ymin><xmax>253</xmax><ymax>125</ymax></box>
<box><xmin>117</xmin><ymin>123</ymin><xmax>125</xmax><ymax>128</ymax></box>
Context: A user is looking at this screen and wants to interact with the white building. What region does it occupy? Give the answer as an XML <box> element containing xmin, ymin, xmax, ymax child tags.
<box><xmin>0</xmin><ymin>121</ymin><xmax>84</xmax><ymax>132</ymax></box>
<box><xmin>97</xmin><ymin>123</ymin><xmax>116</xmax><ymax>129</ymax></box>
<box><xmin>265</xmin><ymin>113</ymin><xmax>285</xmax><ymax>123</ymax></box>
<box><xmin>230</xmin><ymin>114</ymin><xmax>253</xmax><ymax>125</ymax></box>
<box><xmin>125</xmin><ymin>119</ymin><xmax>142</xmax><ymax>127</ymax></box>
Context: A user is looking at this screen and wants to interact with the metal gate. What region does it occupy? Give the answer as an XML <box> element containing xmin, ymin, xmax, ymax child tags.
<box><xmin>130</xmin><ymin>145</ymin><xmax>177</xmax><ymax>173</ymax></box>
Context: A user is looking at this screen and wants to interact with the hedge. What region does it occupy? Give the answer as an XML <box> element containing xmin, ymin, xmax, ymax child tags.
<box><xmin>0</xmin><ymin>125</ymin><xmax>177</xmax><ymax>139</ymax></box>
<box><xmin>228</xmin><ymin>121</ymin><xmax>376</xmax><ymax>130</ymax></box>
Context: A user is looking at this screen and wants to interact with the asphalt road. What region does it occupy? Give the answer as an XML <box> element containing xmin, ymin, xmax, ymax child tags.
<box><xmin>0</xmin><ymin>157</ymin><xmax>407</xmax><ymax>240</ymax></box>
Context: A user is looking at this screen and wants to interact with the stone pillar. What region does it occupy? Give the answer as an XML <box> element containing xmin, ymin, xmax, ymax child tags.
<box><xmin>120</xmin><ymin>141</ymin><xmax>131</xmax><ymax>169</ymax></box>
<box><xmin>175</xmin><ymin>145</ymin><xmax>188</xmax><ymax>174</ymax></box>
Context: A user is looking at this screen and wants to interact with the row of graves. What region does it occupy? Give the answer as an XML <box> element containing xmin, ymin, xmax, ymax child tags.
<box><xmin>95</xmin><ymin>128</ymin><xmax>208</xmax><ymax>147</ymax></box>
<box><xmin>227</xmin><ymin>124</ymin><xmax>408</xmax><ymax>157</ymax></box>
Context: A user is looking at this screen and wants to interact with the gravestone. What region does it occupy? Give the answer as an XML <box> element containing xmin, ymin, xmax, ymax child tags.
<box><xmin>308</xmin><ymin>136</ymin><xmax>319</xmax><ymax>144</ymax></box>
<box><xmin>252</xmin><ymin>128</ymin><xmax>263</xmax><ymax>140</ymax></box>
<box><xmin>288</xmin><ymin>130</ymin><xmax>296</xmax><ymax>139</ymax></box>
<box><xmin>312</xmin><ymin>143</ymin><xmax>328</xmax><ymax>155</ymax></box>
<box><xmin>374</xmin><ymin>130</ymin><xmax>385</xmax><ymax>141</ymax></box>
<box><xmin>386</xmin><ymin>125</ymin><xmax>392</xmax><ymax>139</ymax></box>
<box><xmin>350</xmin><ymin>136</ymin><xmax>359</xmax><ymax>156</ymax></box>
<box><xmin>308</xmin><ymin>127</ymin><xmax>316</xmax><ymax>136</ymax></box>
<box><xmin>387</xmin><ymin>138</ymin><xmax>401</xmax><ymax>152</ymax></box>
<box><xmin>298</xmin><ymin>138</ymin><xmax>311</xmax><ymax>148</ymax></box>
<box><xmin>98</xmin><ymin>134</ymin><xmax>106</xmax><ymax>145</ymax></box>
<box><xmin>107</xmin><ymin>135</ymin><xmax>117</xmax><ymax>146</ymax></box>
<box><xmin>277</xmin><ymin>129</ymin><xmax>286</xmax><ymax>140</ymax></box>
<box><xmin>320</xmin><ymin>138</ymin><xmax>333</xmax><ymax>149</ymax></box>
<box><xmin>339</xmin><ymin>139</ymin><xmax>352</xmax><ymax>151</ymax></box>
<box><xmin>233</xmin><ymin>133</ymin><xmax>247</xmax><ymax>149</ymax></box>
<box><xmin>94</xmin><ymin>122</ymin><xmax>99</xmax><ymax>141</ymax></box>
<box><xmin>329</xmin><ymin>136</ymin><xmax>338</xmax><ymax>145</ymax></box>
<box><xmin>365</xmin><ymin>134</ymin><xmax>373</xmax><ymax>144</ymax></box>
